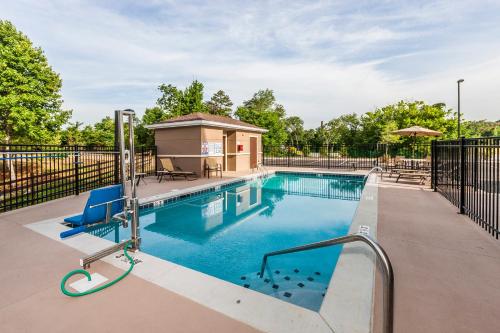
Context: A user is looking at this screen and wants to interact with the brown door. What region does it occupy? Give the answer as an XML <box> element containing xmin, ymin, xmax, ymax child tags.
<box><xmin>250</xmin><ymin>137</ymin><xmax>257</xmax><ymax>169</ymax></box>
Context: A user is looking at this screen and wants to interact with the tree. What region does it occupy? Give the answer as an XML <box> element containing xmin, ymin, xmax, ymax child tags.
<box><xmin>379</xmin><ymin>121</ymin><xmax>400</xmax><ymax>144</ymax></box>
<box><xmin>156</xmin><ymin>80</ymin><xmax>207</xmax><ymax>118</ymax></box>
<box><xmin>0</xmin><ymin>20</ymin><xmax>71</xmax><ymax>144</ymax></box>
<box><xmin>181</xmin><ymin>80</ymin><xmax>206</xmax><ymax>115</ymax></box>
<box><xmin>285</xmin><ymin>116</ymin><xmax>304</xmax><ymax>146</ymax></box>
<box><xmin>81</xmin><ymin>116</ymin><xmax>114</xmax><ymax>147</ymax></box>
<box><xmin>205</xmin><ymin>90</ymin><xmax>233</xmax><ymax>116</ymax></box>
<box><xmin>142</xmin><ymin>106</ymin><xmax>165</xmax><ymax>125</ymax></box>
<box><xmin>235</xmin><ymin>89</ymin><xmax>288</xmax><ymax>147</ymax></box>
<box><xmin>136</xmin><ymin>106</ymin><xmax>164</xmax><ymax>146</ymax></box>
<box><xmin>60</xmin><ymin>122</ymin><xmax>84</xmax><ymax>145</ymax></box>
<box><xmin>462</xmin><ymin>120</ymin><xmax>500</xmax><ymax>138</ymax></box>
<box><xmin>156</xmin><ymin>84</ymin><xmax>183</xmax><ymax>118</ymax></box>
<box><xmin>358</xmin><ymin>101</ymin><xmax>457</xmax><ymax>144</ymax></box>
<box><xmin>323</xmin><ymin>113</ymin><xmax>361</xmax><ymax>146</ymax></box>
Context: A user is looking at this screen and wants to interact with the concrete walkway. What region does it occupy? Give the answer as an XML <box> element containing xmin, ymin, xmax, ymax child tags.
<box><xmin>374</xmin><ymin>177</ymin><xmax>500</xmax><ymax>333</ymax></box>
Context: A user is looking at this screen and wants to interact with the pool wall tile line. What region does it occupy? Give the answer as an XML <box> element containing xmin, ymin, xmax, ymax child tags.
<box><xmin>138</xmin><ymin>172</ymin><xmax>272</xmax><ymax>210</ymax></box>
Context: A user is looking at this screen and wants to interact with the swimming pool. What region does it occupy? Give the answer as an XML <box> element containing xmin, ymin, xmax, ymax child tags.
<box><xmin>94</xmin><ymin>172</ymin><xmax>364</xmax><ymax>311</ymax></box>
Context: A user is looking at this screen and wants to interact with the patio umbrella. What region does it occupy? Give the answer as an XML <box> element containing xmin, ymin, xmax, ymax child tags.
<box><xmin>392</xmin><ymin>126</ymin><xmax>442</xmax><ymax>158</ymax></box>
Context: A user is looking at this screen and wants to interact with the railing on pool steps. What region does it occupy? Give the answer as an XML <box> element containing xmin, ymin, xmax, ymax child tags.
<box><xmin>364</xmin><ymin>166</ymin><xmax>383</xmax><ymax>181</ymax></box>
<box><xmin>259</xmin><ymin>233</ymin><xmax>394</xmax><ymax>333</ymax></box>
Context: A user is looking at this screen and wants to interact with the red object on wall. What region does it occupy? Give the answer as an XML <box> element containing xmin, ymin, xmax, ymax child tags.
<box><xmin>237</xmin><ymin>144</ymin><xmax>244</xmax><ymax>152</ymax></box>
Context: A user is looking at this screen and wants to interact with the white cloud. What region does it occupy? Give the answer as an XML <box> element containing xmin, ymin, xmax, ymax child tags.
<box><xmin>2</xmin><ymin>0</ymin><xmax>499</xmax><ymax>128</ymax></box>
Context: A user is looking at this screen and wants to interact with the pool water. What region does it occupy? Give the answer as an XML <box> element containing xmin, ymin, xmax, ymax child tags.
<box><xmin>94</xmin><ymin>173</ymin><xmax>364</xmax><ymax>311</ymax></box>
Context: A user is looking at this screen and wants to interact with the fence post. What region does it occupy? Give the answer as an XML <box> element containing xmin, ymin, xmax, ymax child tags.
<box><xmin>287</xmin><ymin>146</ymin><xmax>290</xmax><ymax>167</ymax></box>
<box><xmin>74</xmin><ymin>145</ymin><xmax>80</xmax><ymax>195</ymax></box>
<box><xmin>141</xmin><ymin>146</ymin><xmax>145</xmax><ymax>173</ymax></box>
<box><xmin>459</xmin><ymin>137</ymin><xmax>465</xmax><ymax>214</ymax></box>
<box><xmin>154</xmin><ymin>146</ymin><xmax>158</xmax><ymax>173</ymax></box>
<box><xmin>431</xmin><ymin>140</ymin><xmax>436</xmax><ymax>191</ymax></box>
<box><xmin>97</xmin><ymin>160</ymin><xmax>102</xmax><ymax>185</ymax></box>
<box><xmin>327</xmin><ymin>144</ymin><xmax>330</xmax><ymax>169</ymax></box>
<box><xmin>114</xmin><ymin>110</ymin><xmax>120</xmax><ymax>184</ymax></box>
<box><xmin>473</xmin><ymin>141</ymin><xmax>478</xmax><ymax>191</ymax></box>
<box><xmin>30</xmin><ymin>172</ymin><xmax>36</xmax><ymax>204</ymax></box>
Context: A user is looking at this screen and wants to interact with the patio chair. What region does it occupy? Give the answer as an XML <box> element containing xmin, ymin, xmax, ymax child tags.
<box><xmin>60</xmin><ymin>184</ymin><xmax>125</xmax><ymax>238</ymax></box>
<box><xmin>204</xmin><ymin>157</ymin><xmax>222</xmax><ymax>178</ymax></box>
<box><xmin>157</xmin><ymin>158</ymin><xmax>197</xmax><ymax>182</ymax></box>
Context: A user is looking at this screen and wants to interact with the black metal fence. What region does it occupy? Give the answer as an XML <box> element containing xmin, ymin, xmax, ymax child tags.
<box><xmin>432</xmin><ymin>137</ymin><xmax>500</xmax><ymax>239</ymax></box>
<box><xmin>0</xmin><ymin>144</ymin><xmax>156</xmax><ymax>213</ymax></box>
<box><xmin>263</xmin><ymin>144</ymin><xmax>431</xmax><ymax>170</ymax></box>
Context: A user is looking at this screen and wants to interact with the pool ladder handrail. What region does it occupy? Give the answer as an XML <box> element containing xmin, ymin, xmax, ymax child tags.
<box><xmin>259</xmin><ymin>233</ymin><xmax>394</xmax><ymax>333</ymax></box>
<box><xmin>256</xmin><ymin>162</ymin><xmax>270</xmax><ymax>176</ymax></box>
<box><xmin>364</xmin><ymin>166</ymin><xmax>383</xmax><ymax>181</ymax></box>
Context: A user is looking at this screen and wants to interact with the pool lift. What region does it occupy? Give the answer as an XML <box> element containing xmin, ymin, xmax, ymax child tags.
<box><xmin>80</xmin><ymin>109</ymin><xmax>141</xmax><ymax>265</ymax></box>
<box><xmin>60</xmin><ymin>109</ymin><xmax>141</xmax><ymax>296</ymax></box>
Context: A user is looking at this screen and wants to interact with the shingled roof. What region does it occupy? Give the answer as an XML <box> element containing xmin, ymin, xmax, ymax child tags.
<box><xmin>146</xmin><ymin>112</ymin><xmax>267</xmax><ymax>132</ymax></box>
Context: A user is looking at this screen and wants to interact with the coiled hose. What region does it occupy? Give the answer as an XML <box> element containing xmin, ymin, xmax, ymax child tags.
<box><xmin>60</xmin><ymin>241</ymin><xmax>134</xmax><ymax>297</ymax></box>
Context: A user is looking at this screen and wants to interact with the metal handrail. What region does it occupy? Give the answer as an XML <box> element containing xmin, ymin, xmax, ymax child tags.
<box><xmin>259</xmin><ymin>233</ymin><xmax>394</xmax><ymax>333</ymax></box>
<box><xmin>364</xmin><ymin>166</ymin><xmax>383</xmax><ymax>181</ymax></box>
<box><xmin>88</xmin><ymin>196</ymin><xmax>128</xmax><ymax>209</ymax></box>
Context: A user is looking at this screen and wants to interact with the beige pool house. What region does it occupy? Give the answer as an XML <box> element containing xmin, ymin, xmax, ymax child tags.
<box><xmin>146</xmin><ymin>113</ymin><xmax>267</xmax><ymax>176</ymax></box>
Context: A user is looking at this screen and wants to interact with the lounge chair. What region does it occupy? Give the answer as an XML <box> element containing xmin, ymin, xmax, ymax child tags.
<box><xmin>396</xmin><ymin>170</ymin><xmax>430</xmax><ymax>184</ymax></box>
<box><xmin>387</xmin><ymin>156</ymin><xmax>406</xmax><ymax>177</ymax></box>
<box><xmin>204</xmin><ymin>157</ymin><xmax>222</xmax><ymax>178</ymax></box>
<box><xmin>157</xmin><ymin>158</ymin><xmax>197</xmax><ymax>182</ymax></box>
<box><xmin>60</xmin><ymin>184</ymin><xmax>125</xmax><ymax>238</ymax></box>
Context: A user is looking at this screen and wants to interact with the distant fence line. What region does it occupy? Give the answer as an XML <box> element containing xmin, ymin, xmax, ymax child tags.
<box><xmin>432</xmin><ymin>137</ymin><xmax>500</xmax><ymax>239</ymax></box>
<box><xmin>263</xmin><ymin>143</ymin><xmax>431</xmax><ymax>170</ymax></box>
<box><xmin>0</xmin><ymin>144</ymin><xmax>156</xmax><ymax>213</ymax></box>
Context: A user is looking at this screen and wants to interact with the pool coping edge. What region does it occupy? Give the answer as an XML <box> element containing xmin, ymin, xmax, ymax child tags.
<box><xmin>319</xmin><ymin>172</ymin><xmax>379</xmax><ymax>333</ymax></box>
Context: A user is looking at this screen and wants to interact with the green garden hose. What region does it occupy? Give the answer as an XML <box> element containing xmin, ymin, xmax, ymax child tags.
<box><xmin>60</xmin><ymin>241</ymin><xmax>134</xmax><ymax>297</ymax></box>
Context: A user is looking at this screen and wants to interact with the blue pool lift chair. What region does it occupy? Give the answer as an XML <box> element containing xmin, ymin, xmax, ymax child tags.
<box><xmin>61</xmin><ymin>185</ymin><xmax>126</xmax><ymax>238</ymax></box>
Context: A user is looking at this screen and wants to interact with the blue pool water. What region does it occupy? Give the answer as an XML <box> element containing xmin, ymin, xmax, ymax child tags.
<box><xmin>93</xmin><ymin>173</ymin><xmax>364</xmax><ymax>311</ymax></box>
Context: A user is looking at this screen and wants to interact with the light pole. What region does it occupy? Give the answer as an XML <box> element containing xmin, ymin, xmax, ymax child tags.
<box><xmin>457</xmin><ymin>79</ymin><xmax>464</xmax><ymax>138</ymax></box>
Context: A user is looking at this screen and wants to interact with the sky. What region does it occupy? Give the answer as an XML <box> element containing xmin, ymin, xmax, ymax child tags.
<box><xmin>2</xmin><ymin>0</ymin><xmax>500</xmax><ymax>128</ymax></box>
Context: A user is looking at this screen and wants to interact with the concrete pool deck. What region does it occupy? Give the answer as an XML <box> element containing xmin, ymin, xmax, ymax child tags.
<box><xmin>1</xmin><ymin>168</ymin><xmax>500</xmax><ymax>332</ymax></box>
<box><xmin>373</xmin><ymin>176</ymin><xmax>500</xmax><ymax>333</ymax></box>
